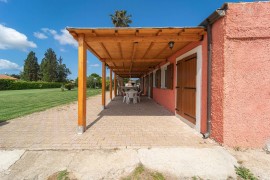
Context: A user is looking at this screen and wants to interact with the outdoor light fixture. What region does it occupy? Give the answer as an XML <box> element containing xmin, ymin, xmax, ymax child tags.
<box><xmin>168</xmin><ymin>41</ymin><xmax>175</xmax><ymax>49</ymax></box>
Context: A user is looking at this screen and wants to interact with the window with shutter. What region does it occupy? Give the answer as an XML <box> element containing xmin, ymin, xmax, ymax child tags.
<box><xmin>156</xmin><ymin>69</ymin><xmax>161</xmax><ymax>88</ymax></box>
<box><xmin>165</xmin><ymin>63</ymin><xmax>174</xmax><ymax>89</ymax></box>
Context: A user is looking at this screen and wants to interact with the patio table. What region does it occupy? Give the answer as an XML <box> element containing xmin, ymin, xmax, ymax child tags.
<box><xmin>125</xmin><ymin>90</ymin><xmax>138</xmax><ymax>104</ymax></box>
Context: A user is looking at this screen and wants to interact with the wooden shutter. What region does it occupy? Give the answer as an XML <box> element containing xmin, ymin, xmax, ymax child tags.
<box><xmin>165</xmin><ymin>63</ymin><xmax>174</xmax><ymax>89</ymax></box>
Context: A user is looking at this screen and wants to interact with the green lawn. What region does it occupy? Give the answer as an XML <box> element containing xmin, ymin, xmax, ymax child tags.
<box><xmin>0</xmin><ymin>88</ymin><xmax>101</xmax><ymax>122</ymax></box>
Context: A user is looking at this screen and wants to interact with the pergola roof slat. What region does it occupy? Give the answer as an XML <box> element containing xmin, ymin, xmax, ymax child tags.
<box><xmin>67</xmin><ymin>27</ymin><xmax>206</xmax><ymax>78</ymax></box>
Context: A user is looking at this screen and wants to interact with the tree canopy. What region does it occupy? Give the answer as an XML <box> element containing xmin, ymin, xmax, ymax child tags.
<box><xmin>110</xmin><ymin>10</ymin><xmax>132</xmax><ymax>27</ymax></box>
<box><xmin>21</xmin><ymin>48</ymin><xmax>71</xmax><ymax>82</ymax></box>
<box><xmin>22</xmin><ymin>51</ymin><xmax>39</xmax><ymax>81</ymax></box>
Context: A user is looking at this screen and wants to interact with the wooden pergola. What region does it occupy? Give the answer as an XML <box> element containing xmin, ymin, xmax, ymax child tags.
<box><xmin>67</xmin><ymin>27</ymin><xmax>206</xmax><ymax>134</ymax></box>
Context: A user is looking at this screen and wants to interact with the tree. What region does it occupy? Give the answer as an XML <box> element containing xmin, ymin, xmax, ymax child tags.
<box><xmin>40</xmin><ymin>48</ymin><xmax>58</xmax><ymax>82</ymax></box>
<box><xmin>57</xmin><ymin>56</ymin><xmax>71</xmax><ymax>82</ymax></box>
<box><xmin>9</xmin><ymin>74</ymin><xmax>20</xmax><ymax>79</ymax></box>
<box><xmin>110</xmin><ymin>10</ymin><xmax>132</xmax><ymax>27</ymax></box>
<box><xmin>86</xmin><ymin>73</ymin><xmax>102</xmax><ymax>88</ymax></box>
<box><xmin>22</xmin><ymin>51</ymin><xmax>39</xmax><ymax>81</ymax></box>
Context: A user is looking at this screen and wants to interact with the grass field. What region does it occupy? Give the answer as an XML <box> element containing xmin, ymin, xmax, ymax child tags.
<box><xmin>0</xmin><ymin>88</ymin><xmax>101</xmax><ymax>122</ymax></box>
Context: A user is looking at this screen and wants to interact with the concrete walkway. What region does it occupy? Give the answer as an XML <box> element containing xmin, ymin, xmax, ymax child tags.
<box><xmin>0</xmin><ymin>148</ymin><xmax>238</xmax><ymax>180</ymax></box>
<box><xmin>0</xmin><ymin>92</ymin><xmax>243</xmax><ymax>179</ymax></box>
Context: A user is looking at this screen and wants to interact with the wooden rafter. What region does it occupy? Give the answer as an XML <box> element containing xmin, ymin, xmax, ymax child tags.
<box><xmin>118</xmin><ymin>42</ymin><xmax>123</xmax><ymax>59</ymax></box>
<box><xmin>85</xmin><ymin>35</ymin><xmax>201</xmax><ymax>43</ymax></box>
<box><xmin>178</xmin><ymin>29</ymin><xmax>184</xmax><ymax>36</ymax></box>
<box><xmin>155</xmin><ymin>44</ymin><xmax>168</xmax><ymax>58</ymax></box>
<box><xmin>104</xmin><ymin>58</ymin><xmax>165</xmax><ymax>63</ymax></box>
<box><xmin>100</xmin><ymin>43</ymin><xmax>112</xmax><ymax>59</ymax></box>
<box><xmin>101</xmin><ymin>43</ymin><xmax>116</xmax><ymax>67</ymax></box>
<box><xmin>135</xmin><ymin>30</ymin><xmax>139</xmax><ymax>36</ymax></box>
<box><xmin>86</xmin><ymin>43</ymin><xmax>102</xmax><ymax>60</ymax></box>
<box><xmin>156</xmin><ymin>29</ymin><xmax>162</xmax><ymax>36</ymax></box>
<box><xmin>92</xmin><ymin>30</ymin><xmax>97</xmax><ymax>36</ymax></box>
<box><xmin>116</xmin><ymin>72</ymin><xmax>146</xmax><ymax>74</ymax></box>
<box><xmin>142</xmin><ymin>42</ymin><xmax>154</xmax><ymax>59</ymax></box>
<box><xmin>113</xmin><ymin>68</ymin><xmax>149</xmax><ymax>71</ymax></box>
<box><xmin>129</xmin><ymin>42</ymin><xmax>138</xmax><ymax>73</ymax></box>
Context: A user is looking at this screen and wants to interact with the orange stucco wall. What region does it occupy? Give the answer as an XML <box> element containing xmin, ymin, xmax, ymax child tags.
<box><xmin>152</xmin><ymin>36</ymin><xmax>208</xmax><ymax>133</ymax></box>
<box><xmin>211</xmin><ymin>2</ymin><xmax>270</xmax><ymax>147</ymax></box>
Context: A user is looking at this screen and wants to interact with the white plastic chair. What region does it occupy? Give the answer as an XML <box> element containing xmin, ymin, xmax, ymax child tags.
<box><xmin>137</xmin><ymin>90</ymin><xmax>143</xmax><ymax>102</ymax></box>
<box><xmin>122</xmin><ymin>90</ymin><xmax>127</xmax><ymax>103</ymax></box>
<box><xmin>133</xmin><ymin>93</ymin><xmax>138</xmax><ymax>104</ymax></box>
<box><xmin>126</xmin><ymin>92</ymin><xmax>133</xmax><ymax>104</ymax></box>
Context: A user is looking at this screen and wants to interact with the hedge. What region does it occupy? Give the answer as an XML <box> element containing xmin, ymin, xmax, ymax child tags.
<box><xmin>0</xmin><ymin>79</ymin><xmax>62</xmax><ymax>90</ymax></box>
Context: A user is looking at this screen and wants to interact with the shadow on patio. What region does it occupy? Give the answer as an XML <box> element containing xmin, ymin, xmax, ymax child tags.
<box><xmin>99</xmin><ymin>96</ymin><xmax>174</xmax><ymax>116</ymax></box>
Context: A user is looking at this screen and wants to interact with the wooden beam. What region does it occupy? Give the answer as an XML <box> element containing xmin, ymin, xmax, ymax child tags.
<box><xmin>118</xmin><ymin>42</ymin><xmax>123</xmax><ymax>59</ymax></box>
<box><xmin>135</xmin><ymin>30</ymin><xmax>139</xmax><ymax>36</ymax></box>
<box><xmin>156</xmin><ymin>30</ymin><xmax>162</xmax><ymax>36</ymax></box>
<box><xmin>92</xmin><ymin>30</ymin><xmax>97</xmax><ymax>36</ymax></box>
<box><xmin>110</xmin><ymin>69</ymin><xmax>112</xmax><ymax>100</ymax></box>
<box><xmin>116</xmin><ymin>71</ymin><xmax>147</xmax><ymax>74</ymax></box>
<box><xmin>102</xmin><ymin>62</ymin><xmax>106</xmax><ymax>109</ymax></box>
<box><xmin>86</xmin><ymin>44</ymin><xmax>102</xmax><ymax>60</ymax></box>
<box><xmin>85</xmin><ymin>35</ymin><xmax>201</xmax><ymax>43</ymax></box>
<box><xmin>100</xmin><ymin>43</ymin><xmax>112</xmax><ymax>59</ymax></box>
<box><xmin>104</xmin><ymin>58</ymin><xmax>165</xmax><ymax>63</ymax></box>
<box><xmin>114</xmin><ymin>72</ymin><xmax>117</xmax><ymax>97</ymax></box>
<box><xmin>155</xmin><ymin>44</ymin><xmax>168</xmax><ymax>58</ymax></box>
<box><xmin>142</xmin><ymin>42</ymin><xmax>154</xmax><ymax>59</ymax></box>
<box><xmin>77</xmin><ymin>34</ymin><xmax>87</xmax><ymax>134</ymax></box>
<box><xmin>129</xmin><ymin>42</ymin><xmax>138</xmax><ymax>73</ymax></box>
<box><xmin>113</xmin><ymin>68</ymin><xmax>149</xmax><ymax>71</ymax></box>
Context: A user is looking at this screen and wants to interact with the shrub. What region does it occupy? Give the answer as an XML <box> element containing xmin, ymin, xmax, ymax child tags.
<box><xmin>0</xmin><ymin>79</ymin><xmax>62</xmax><ymax>90</ymax></box>
<box><xmin>64</xmin><ymin>83</ymin><xmax>75</xmax><ymax>90</ymax></box>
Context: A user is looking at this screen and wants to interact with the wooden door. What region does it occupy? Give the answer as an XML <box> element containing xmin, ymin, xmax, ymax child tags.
<box><xmin>149</xmin><ymin>73</ymin><xmax>153</xmax><ymax>98</ymax></box>
<box><xmin>176</xmin><ymin>54</ymin><xmax>197</xmax><ymax>124</ymax></box>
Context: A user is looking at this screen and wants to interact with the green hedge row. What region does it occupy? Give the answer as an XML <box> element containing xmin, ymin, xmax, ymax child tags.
<box><xmin>0</xmin><ymin>79</ymin><xmax>62</xmax><ymax>90</ymax></box>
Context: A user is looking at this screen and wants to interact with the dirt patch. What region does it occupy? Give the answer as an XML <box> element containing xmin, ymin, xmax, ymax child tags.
<box><xmin>47</xmin><ymin>170</ymin><xmax>77</xmax><ymax>180</ymax></box>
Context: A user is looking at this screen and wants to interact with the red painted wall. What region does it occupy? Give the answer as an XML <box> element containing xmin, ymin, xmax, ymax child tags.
<box><xmin>152</xmin><ymin>37</ymin><xmax>208</xmax><ymax>133</ymax></box>
<box><xmin>211</xmin><ymin>2</ymin><xmax>270</xmax><ymax>147</ymax></box>
<box><xmin>211</xmin><ymin>17</ymin><xmax>226</xmax><ymax>144</ymax></box>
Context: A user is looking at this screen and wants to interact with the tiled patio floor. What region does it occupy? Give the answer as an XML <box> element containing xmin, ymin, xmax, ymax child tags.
<box><xmin>0</xmin><ymin>92</ymin><xmax>216</xmax><ymax>150</ymax></box>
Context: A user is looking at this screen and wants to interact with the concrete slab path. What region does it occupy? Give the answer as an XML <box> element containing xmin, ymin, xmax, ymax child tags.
<box><xmin>0</xmin><ymin>148</ymin><xmax>238</xmax><ymax>180</ymax></box>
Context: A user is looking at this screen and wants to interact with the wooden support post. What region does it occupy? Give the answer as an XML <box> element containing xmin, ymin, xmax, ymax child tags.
<box><xmin>77</xmin><ymin>34</ymin><xmax>87</xmax><ymax>134</ymax></box>
<box><xmin>114</xmin><ymin>72</ymin><xmax>117</xmax><ymax>97</ymax></box>
<box><xmin>102</xmin><ymin>61</ymin><xmax>106</xmax><ymax>109</ymax></box>
<box><xmin>110</xmin><ymin>69</ymin><xmax>112</xmax><ymax>100</ymax></box>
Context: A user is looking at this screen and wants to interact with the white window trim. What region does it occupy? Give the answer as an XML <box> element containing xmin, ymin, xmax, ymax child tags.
<box><xmin>175</xmin><ymin>45</ymin><xmax>202</xmax><ymax>133</ymax></box>
<box><xmin>160</xmin><ymin>62</ymin><xmax>170</xmax><ymax>89</ymax></box>
<box><xmin>153</xmin><ymin>69</ymin><xmax>157</xmax><ymax>87</ymax></box>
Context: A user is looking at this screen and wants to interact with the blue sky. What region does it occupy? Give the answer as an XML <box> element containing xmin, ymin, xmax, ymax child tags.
<box><xmin>0</xmin><ymin>0</ymin><xmax>256</xmax><ymax>79</ymax></box>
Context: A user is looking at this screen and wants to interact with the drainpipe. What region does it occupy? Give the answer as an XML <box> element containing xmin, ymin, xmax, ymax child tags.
<box><xmin>199</xmin><ymin>5</ymin><xmax>227</xmax><ymax>139</ymax></box>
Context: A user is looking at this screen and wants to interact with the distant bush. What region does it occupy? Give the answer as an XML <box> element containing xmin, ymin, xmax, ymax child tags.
<box><xmin>64</xmin><ymin>83</ymin><xmax>75</xmax><ymax>90</ymax></box>
<box><xmin>0</xmin><ymin>79</ymin><xmax>62</xmax><ymax>90</ymax></box>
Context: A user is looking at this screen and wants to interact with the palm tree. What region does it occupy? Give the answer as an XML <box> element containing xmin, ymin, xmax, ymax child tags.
<box><xmin>110</xmin><ymin>10</ymin><xmax>132</xmax><ymax>27</ymax></box>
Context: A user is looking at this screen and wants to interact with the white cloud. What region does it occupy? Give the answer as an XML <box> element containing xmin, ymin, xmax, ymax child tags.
<box><xmin>33</xmin><ymin>32</ymin><xmax>48</xmax><ymax>39</ymax></box>
<box><xmin>41</xmin><ymin>28</ymin><xmax>57</xmax><ymax>35</ymax></box>
<box><xmin>42</xmin><ymin>28</ymin><xmax>77</xmax><ymax>47</ymax></box>
<box><xmin>0</xmin><ymin>59</ymin><xmax>22</xmax><ymax>71</ymax></box>
<box><xmin>0</xmin><ymin>0</ymin><xmax>7</xmax><ymax>3</ymax></box>
<box><xmin>60</xmin><ymin>48</ymin><xmax>65</xmax><ymax>52</ymax></box>
<box><xmin>89</xmin><ymin>64</ymin><xmax>100</xmax><ymax>67</ymax></box>
<box><xmin>0</xmin><ymin>24</ymin><xmax>37</xmax><ymax>51</ymax></box>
